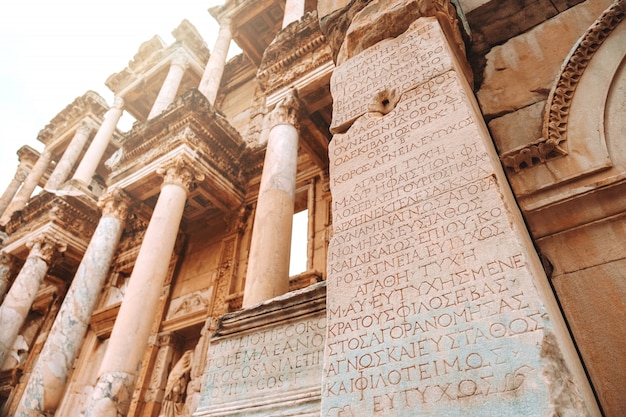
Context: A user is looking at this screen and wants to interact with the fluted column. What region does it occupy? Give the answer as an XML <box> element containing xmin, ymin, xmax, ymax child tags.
<box><xmin>83</xmin><ymin>157</ymin><xmax>203</xmax><ymax>416</ymax></box>
<box><xmin>15</xmin><ymin>189</ymin><xmax>131</xmax><ymax>417</ymax></box>
<box><xmin>282</xmin><ymin>0</ymin><xmax>306</xmax><ymax>28</ymax></box>
<box><xmin>46</xmin><ymin>120</ymin><xmax>95</xmax><ymax>190</ymax></box>
<box><xmin>0</xmin><ymin>236</ymin><xmax>66</xmax><ymax>366</ymax></box>
<box><xmin>147</xmin><ymin>53</ymin><xmax>189</xmax><ymax>120</ymax></box>
<box><xmin>0</xmin><ymin>147</ymin><xmax>38</xmax><ymax>217</ymax></box>
<box><xmin>72</xmin><ymin>97</ymin><xmax>124</xmax><ymax>187</ymax></box>
<box><xmin>0</xmin><ymin>151</ymin><xmax>51</xmax><ymax>225</ymax></box>
<box><xmin>198</xmin><ymin>19</ymin><xmax>231</xmax><ymax>105</ymax></box>
<box><xmin>0</xmin><ymin>253</ymin><xmax>18</xmax><ymax>305</ymax></box>
<box><xmin>243</xmin><ymin>89</ymin><xmax>302</xmax><ymax>308</ymax></box>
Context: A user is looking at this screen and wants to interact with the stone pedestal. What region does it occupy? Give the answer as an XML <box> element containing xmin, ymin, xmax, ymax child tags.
<box><xmin>1</xmin><ymin>151</ymin><xmax>51</xmax><ymax>225</ymax></box>
<box><xmin>82</xmin><ymin>157</ymin><xmax>203</xmax><ymax>416</ymax></box>
<box><xmin>0</xmin><ymin>236</ymin><xmax>65</xmax><ymax>366</ymax></box>
<box><xmin>72</xmin><ymin>98</ymin><xmax>124</xmax><ymax>187</ymax></box>
<box><xmin>243</xmin><ymin>90</ymin><xmax>301</xmax><ymax>308</ymax></box>
<box><xmin>321</xmin><ymin>10</ymin><xmax>600</xmax><ymax>417</ymax></box>
<box><xmin>15</xmin><ymin>190</ymin><xmax>130</xmax><ymax>417</ymax></box>
<box><xmin>46</xmin><ymin>120</ymin><xmax>94</xmax><ymax>190</ymax></box>
<box><xmin>199</xmin><ymin>20</ymin><xmax>232</xmax><ymax>105</ymax></box>
<box><xmin>195</xmin><ymin>282</ymin><xmax>326</xmax><ymax>417</ymax></box>
<box><xmin>148</xmin><ymin>53</ymin><xmax>189</xmax><ymax>120</ymax></box>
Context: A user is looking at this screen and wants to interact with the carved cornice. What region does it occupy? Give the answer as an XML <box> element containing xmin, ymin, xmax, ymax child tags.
<box><xmin>172</xmin><ymin>19</ymin><xmax>210</xmax><ymax>66</ymax></box>
<box><xmin>3</xmin><ymin>192</ymin><xmax>100</xmax><ymax>244</ymax></box>
<box><xmin>258</xmin><ymin>11</ymin><xmax>333</xmax><ymax>95</ymax></box>
<box><xmin>37</xmin><ymin>91</ymin><xmax>109</xmax><ymax>145</ymax></box>
<box><xmin>16</xmin><ymin>145</ymin><xmax>40</xmax><ymax>168</ymax></box>
<box><xmin>501</xmin><ymin>0</ymin><xmax>625</xmax><ymax>172</ymax></box>
<box><xmin>105</xmin><ymin>36</ymin><xmax>167</xmax><ymax>92</ymax></box>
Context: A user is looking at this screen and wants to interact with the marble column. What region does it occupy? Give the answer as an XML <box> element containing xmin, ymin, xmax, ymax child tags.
<box><xmin>282</xmin><ymin>0</ymin><xmax>306</xmax><ymax>28</ymax></box>
<box><xmin>46</xmin><ymin>120</ymin><xmax>95</xmax><ymax>190</ymax></box>
<box><xmin>148</xmin><ymin>53</ymin><xmax>189</xmax><ymax>120</ymax></box>
<box><xmin>0</xmin><ymin>147</ymin><xmax>38</xmax><ymax>217</ymax></box>
<box><xmin>0</xmin><ymin>253</ymin><xmax>18</xmax><ymax>305</ymax></box>
<box><xmin>243</xmin><ymin>89</ymin><xmax>301</xmax><ymax>308</ymax></box>
<box><xmin>0</xmin><ymin>236</ymin><xmax>65</xmax><ymax>366</ymax></box>
<box><xmin>15</xmin><ymin>189</ymin><xmax>131</xmax><ymax>417</ymax></box>
<box><xmin>198</xmin><ymin>19</ymin><xmax>231</xmax><ymax>105</ymax></box>
<box><xmin>72</xmin><ymin>97</ymin><xmax>124</xmax><ymax>187</ymax></box>
<box><xmin>0</xmin><ymin>150</ymin><xmax>52</xmax><ymax>225</ymax></box>
<box><xmin>82</xmin><ymin>157</ymin><xmax>203</xmax><ymax>416</ymax></box>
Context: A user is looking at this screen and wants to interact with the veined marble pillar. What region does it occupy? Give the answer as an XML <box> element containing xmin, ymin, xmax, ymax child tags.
<box><xmin>0</xmin><ymin>147</ymin><xmax>38</xmax><ymax>217</ymax></box>
<box><xmin>243</xmin><ymin>90</ymin><xmax>301</xmax><ymax>308</ymax></box>
<box><xmin>0</xmin><ymin>151</ymin><xmax>52</xmax><ymax>225</ymax></box>
<box><xmin>15</xmin><ymin>189</ymin><xmax>131</xmax><ymax>417</ymax></box>
<box><xmin>0</xmin><ymin>253</ymin><xmax>18</xmax><ymax>305</ymax></box>
<box><xmin>46</xmin><ymin>120</ymin><xmax>95</xmax><ymax>190</ymax></box>
<box><xmin>0</xmin><ymin>236</ymin><xmax>65</xmax><ymax>366</ymax></box>
<box><xmin>72</xmin><ymin>98</ymin><xmax>124</xmax><ymax>187</ymax></box>
<box><xmin>148</xmin><ymin>53</ymin><xmax>189</xmax><ymax>120</ymax></box>
<box><xmin>198</xmin><ymin>19</ymin><xmax>231</xmax><ymax>105</ymax></box>
<box><xmin>83</xmin><ymin>157</ymin><xmax>203</xmax><ymax>416</ymax></box>
<box><xmin>282</xmin><ymin>0</ymin><xmax>306</xmax><ymax>28</ymax></box>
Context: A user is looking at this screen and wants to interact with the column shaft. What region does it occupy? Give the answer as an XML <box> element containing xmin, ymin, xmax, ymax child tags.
<box><xmin>282</xmin><ymin>0</ymin><xmax>306</xmax><ymax>28</ymax></box>
<box><xmin>46</xmin><ymin>121</ymin><xmax>94</xmax><ymax>190</ymax></box>
<box><xmin>0</xmin><ymin>253</ymin><xmax>17</xmax><ymax>305</ymax></box>
<box><xmin>0</xmin><ymin>166</ymin><xmax>29</xmax><ymax>218</ymax></box>
<box><xmin>0</xmin><ymin>151</ymin><xmax>51</xmax><ymax>225</ymax></box>
<box><xmin>243</xmin><ymin>91</ymin><xmax>301</xmax><ymax>308</ymax></box>
<box><xmin>0</xmin><ymin>238</ymin><xmax>64</xmax><ymax>366</ymax></box>
<box><xmin>83</xmin><ymin>159</ymin><xmax>202</xmax><ymax>416</ymax></box>
<box><xmin>72</xmin><ymin>99</ymin><xmax>124</xmax><ymax>187</ymax></box>
<box><xmin>15</xmin><ymin>190</ymin><xmax>130</xmax><ymax>417</ymax></box>
<box><xmin>199</xmin><ymin>20</ymin><xmax>231</xmax><ymax>105</ymax></box>
<box><xmin>147</xmin><ymin>55</ymin><xmax>188</xmax><ymax>120</ymax></box>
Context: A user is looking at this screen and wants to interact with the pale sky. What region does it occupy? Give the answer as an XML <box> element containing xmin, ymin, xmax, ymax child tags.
<box><xmin>0</xmin><ymin>0</ymin><xmax>226</xmax><ymax>193</ymax></box>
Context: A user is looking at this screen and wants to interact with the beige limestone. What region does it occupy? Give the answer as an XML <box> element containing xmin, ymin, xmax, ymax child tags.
<box><xmin>148</xmin><ymin>53</ymin><xmax>189</xmax><ymax>120</ymax></box>
<box><xmin>323</xmin><ymin>15</ymin><xmax>600</xmax><ymax>417</ymax></box>
<box><xmin>46</xmin><ymin>120</ymin><xmax>94</xmax><ymax>190</ymax></box>
<box><xmin>199</xmin><ymin>20</ymin><xmax>232</xmax><ymax>105</ymax></box>
<box><xmin>0</xmin><ymin>146</ymin><xmax>38</xmax><ymax>218</ymax></box>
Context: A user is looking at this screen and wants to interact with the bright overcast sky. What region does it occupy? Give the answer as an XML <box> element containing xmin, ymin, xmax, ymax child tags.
<box><xmin>0</xmin><ymin>0</ymin><xmax>227</xmax><ymax>193</ymax></box>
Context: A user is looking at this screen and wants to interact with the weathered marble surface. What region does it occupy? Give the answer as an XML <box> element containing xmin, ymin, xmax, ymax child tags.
<box><xmin>323</xmin><ymin>16</ymin><xmax>599</xmax><ymax>417</ymax></box>
<box><xmin>196</xmin><ymin>282</ymin><xmax>326</xmax><ymax>417</ymax></box>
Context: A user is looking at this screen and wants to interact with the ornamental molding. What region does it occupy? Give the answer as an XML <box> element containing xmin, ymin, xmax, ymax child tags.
<box><xmin>501</xmin><ymin>0</ymin><xmax>625</xmax><ymax>172</ymax></box>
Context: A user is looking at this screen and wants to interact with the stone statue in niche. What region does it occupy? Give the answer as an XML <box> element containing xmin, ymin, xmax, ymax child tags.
<box><xmin>159</xmin><ymin>350</ymin><xmax>194</xmax><ymax>417</ymax></box>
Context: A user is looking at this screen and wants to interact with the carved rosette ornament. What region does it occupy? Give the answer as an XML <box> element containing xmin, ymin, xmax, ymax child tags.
<box><xmin>157</xmin><ymin>156</ymin><xmax>206</xmax><ymax>192</ymax></box>
<box><xmin>501</xmin><ymin>0</ymin><xmax>625</xmax><ymax>172</ymax></box>
<box><xmin>269</xmin><ymin>88</ymin><xmax>303</xmax><ymax>131</ymax></box>
<box><xmin>27</xmin><ymin>235</ymin><xmax>67</xmax><ymax>265</ymax></box>
<box><xmin>98</xmin><ymin>188</ymin><xmax>132</xmax><ymax>220</ymax></box>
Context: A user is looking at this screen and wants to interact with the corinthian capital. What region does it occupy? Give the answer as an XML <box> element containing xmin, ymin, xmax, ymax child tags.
<box><xmin>26</xmin><ymin>235</ymin><xmax>67</xmax><ymax>264</ymax></box>
<box><xmin>269</xmin><ymin>88</ymin><xmax>303</xmax><ymax>131</ymax></box>
<box><xmin>156</xmin><ymin>156</ymin><xmax>205</xmax><ymax>192</ymax></box>
<box><xmin>171</xmin><ymin>50</ymin><xmax>190</xmax><ymax>70</ymax></box>
<box><xmin>98</xmin><ymin>188</ymin><xmax>132</xmax><ymax>220</ymax></box>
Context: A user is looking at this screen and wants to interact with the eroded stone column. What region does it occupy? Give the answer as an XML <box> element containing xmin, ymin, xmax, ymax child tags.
<box><xmin>0</xmin><ymin>236</ymin><xmax>65</xmax><ymax>366</ymax></box>
<box><xmin>320</xmin><ymin>3</ymin><xmax>600</xmax><ymax>417</ymax></box>
<box><xmin>243</xmin><ymin>90</ymin><xmax>301</xmax><ymax>308</ymax></box>
<box><xmin>148</xmin><ymin>53</ymin><xmax>189</xmax><ymax>120</ymax></box>
<box><xmin>72</xmin><ymin>97</ymin><xmax>124</xmax><ymax>187</ymax></box>
<box><xmin>46</xmin><ymin>120</ymin><xmax>95</xmax><ymax>190</ymax></box>
<box><xmin>15</xmin><ymin>189</ymin><xmax>131</xmax><ymax>417</ymax></box>
<box><xmin>0</xmin><ymin>253</ymin><xmax>18</xmax><ymax>305</ymax></box>
<box><xmin>282</xmin><ymin>0</ymin><xmax>306</xmax><ymax>28</ymax></box>
<box><xmin>199</xmin><ymin>19</ymin><xmax>231</xmax><ymax>105</ymax></box>
<box><xmin>0</xmin><ymin>147</ymin><xmax>38</xmax><ymax>217</ymax></box>
<box><xmin>0</xmin><ymin>150</ymin><xmax>51</xmax><ymax>225</ymax></box>
<box><xmin>82</xmin><ymin>157</ymin><xmax>203</xmax><ymax>416</ymax></box>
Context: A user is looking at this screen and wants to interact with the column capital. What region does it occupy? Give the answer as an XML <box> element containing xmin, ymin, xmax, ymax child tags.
<box><xmin>26</xmin><ymin>235</ymin><xmax>67</xmax><ymax>264</ymax></box>
<box><xmin>156</xmin><ymin>156</ymin><xmax>205</xmax><ymax>192</ymax></box>
<box><xmin>112</xmin><ymin>96</ymin><xmax>125</xmax><ymax>110</ymax></box>
<box><xmin>269</xmin><ymin>88</ymin><xmax>303</xmax><ymax>131</ymax></box>
<box><xmin>98</xmin><ymin>188</ymin><xmax>132</xmax><ymax>220</ymax></box>
<box><xmin>13</xmin><ymin>166</ymin><xmax>29</xmax><ymax>183</ymax></box>
<box><xmin>77</xmin><ymin>118</ymin><xmax>97</xmax><ymax>136</ymax></box>
<box><xmin>0</xmin><ymin>252</ymin><xmax>18</xmax><ymax>270</ymax></box>
<box><xmin>171</xmin><ymin>50</ymin><xmax>190</xmax><ymax>70</ymax></box>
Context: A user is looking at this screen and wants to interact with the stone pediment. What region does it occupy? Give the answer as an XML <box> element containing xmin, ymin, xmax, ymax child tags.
<box><xmin>106</xmin><ymin>89</ymin><xmax>263</xmax><ymax>221</ymax></box>
<box><xmin>257</xmin><ymin>11</ymin><xmax>333</xmax><ymax>98</ymax></box>
<box><xmin>37</xmin><ymin>91</ymin><xmax>109</xmax><ymax>146</ymax></box>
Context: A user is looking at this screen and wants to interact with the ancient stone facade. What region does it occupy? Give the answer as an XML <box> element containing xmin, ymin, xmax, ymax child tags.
<box><xmin>0</xmin><ymin>0</ymin><xmax>623</xmax><ymax>416</ymax></box>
